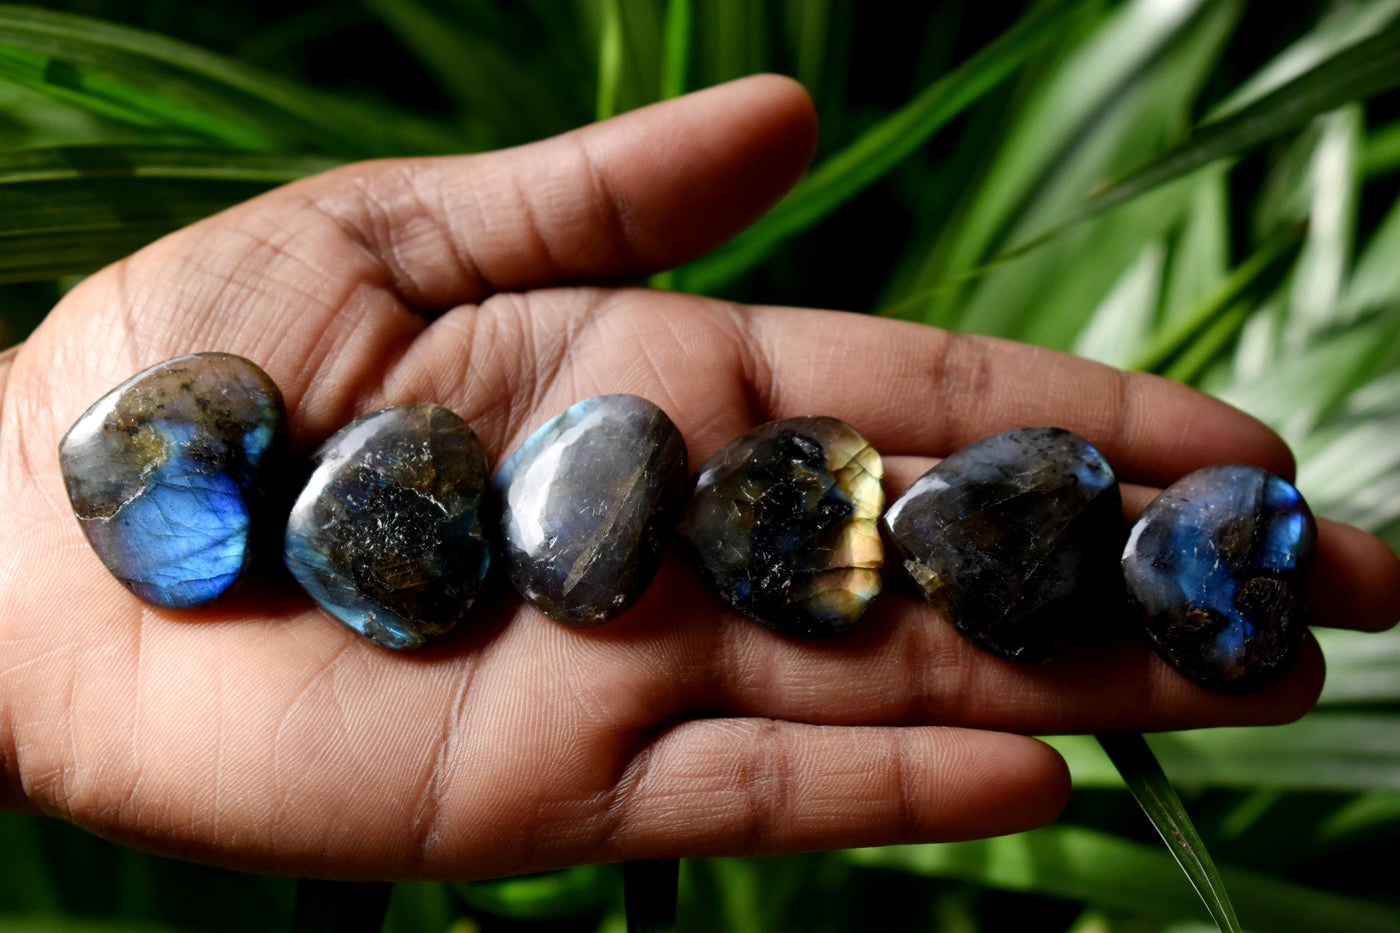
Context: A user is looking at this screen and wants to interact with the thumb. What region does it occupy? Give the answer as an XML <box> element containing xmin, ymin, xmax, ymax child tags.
<box><xmin>272</xmin><ymin>73</ymin><xmax>817</xmax><ymax>310</ymax></box>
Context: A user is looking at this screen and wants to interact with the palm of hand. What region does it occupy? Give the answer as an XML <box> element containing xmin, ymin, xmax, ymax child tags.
<box><xmin>0</xmin><ymin>76</ymin><xmax>1396</xmax><ymax>879</ymax></box>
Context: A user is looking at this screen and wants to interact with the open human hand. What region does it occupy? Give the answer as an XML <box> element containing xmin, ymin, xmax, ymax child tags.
<box><xmin>1</xmin><ymin>75</ymin><xmax>1397</xmax><ymax>880</ymax></box>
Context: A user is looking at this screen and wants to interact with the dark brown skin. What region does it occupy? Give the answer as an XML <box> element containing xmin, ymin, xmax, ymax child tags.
<box><xmin>1</xmin><ymin>75</ymin><xmax>1397</xmax><ymax>880</ymax></box>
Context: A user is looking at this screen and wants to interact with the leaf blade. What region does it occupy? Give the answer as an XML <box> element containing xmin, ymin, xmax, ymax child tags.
<box><xmin>1097</xmin><ymin>732</ymin><xmax>1242</xmax><ymax>933</ymax></box>
<box><xmin>0</xmin><ymin>144</ymin><xmax>339</xmax><ymax>281</ymax></box>
<box><xmin>844</xmin><ymin>826</ymin><xmax>1400</xmax><ymax>932</ymax></box>
<box><xmin>0</xmin><ymin>4</ymin><xmax>467</xmax><ymax>156</ymax></box>
<box><xmin>1081</xmin><ymin>23</ymin><xmax>1400</xmax><ymax>221</ymax></box>
<box><xmin>674</xmin><ymin>0</ymin><xmax>1084</xmax><ymax>294</ymax></box>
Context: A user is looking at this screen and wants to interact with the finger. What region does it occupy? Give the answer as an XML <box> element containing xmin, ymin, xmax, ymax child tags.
<box><xmin>887</xmin><ymin>458</ymin><xmax>1400</xmax><ymax>633</ymax></box>
<box><xmin>1307</xmin><ymin>518</ymin><xmax>1400</xmax><ymax>633</ymax></box>
<box><xmin>666</xmin><ymin>454</ymin><xmax>1383</xmax><ymax>731</ymax></box>
<box><xmin>598</xmin><ymin>721</ymin><xmax>1068</xmax><ymax>862</ymax></box>
<box><xmin>2</xmin><ymin>592</ymin><xmax>1064</xmax><ymax>876</ymax></box>
<box><xmin>732</xmin><ymin>304</ymin><xmax>1295</xmax><ymax>487</ymax></box>
<box><xmin>659</xmin><ymin>559</ymin><xmax>1328</xmax><ymax>734</ymax></box>
<box><xmin>19</xmin><ymin>75</ymin><xmax>816</xmax><ymax>441</ymax></box>
<box><xmin>271</xmin><ymin>73</ymin><xmax>817</xmax><ymax>310</ymax></box>
<box><xmin>517</xmin><ymin>552</ymin><xmax>1323</xmax><ymax>736</ymax></box>
<box><xmin>428</xmin><ymin>292</ymin><xmax>1292</xmax><ymax>488</ymax></box>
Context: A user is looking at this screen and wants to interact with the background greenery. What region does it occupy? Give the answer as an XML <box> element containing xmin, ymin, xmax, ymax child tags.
<box><xmin>3</xmin><ymin>0</ymin><xmax>1400</xmax><ymax>929</ymax></box>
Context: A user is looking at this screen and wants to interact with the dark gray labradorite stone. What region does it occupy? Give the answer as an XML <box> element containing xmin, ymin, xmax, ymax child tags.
<box><xmin>495</xmin><ymin>394</ymin><xmax>688</xmax><ymax>627</ymax></box>
<box><xmin>284</xmin><ymin>403</ymin><xmax>490</xmax><ymax>650</ymax></box>
<box><xmin>678</xmin><ymin>416</ymin><xmax>884</xmax><ymax>637</ymax></box>
<box><xmin>882</xmin><ymin>427</ymin><xmax>1122</xmax><ymax>663</ymax></box>
<box><xmin>1123</xmin><ymin>463</ymin><xmax>1316</xmax><ymax>694</ymax></box>
<box><xmin>59</xmin><ymin>353</ymin><xmax>285</xmax><ymax>609</ymax></box>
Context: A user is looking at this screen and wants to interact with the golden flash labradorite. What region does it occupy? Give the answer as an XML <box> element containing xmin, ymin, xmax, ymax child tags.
<box><xmin>678</xmin><ymin>416</ymin><xmax>884</xmax><ymax>637</ymax></box>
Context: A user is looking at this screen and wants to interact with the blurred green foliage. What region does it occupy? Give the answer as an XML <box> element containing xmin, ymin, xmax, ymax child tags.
<box><xmin>3</xmin><ymin>1</ymin><xmax>1400</xmax><ymax>930</ymax></box>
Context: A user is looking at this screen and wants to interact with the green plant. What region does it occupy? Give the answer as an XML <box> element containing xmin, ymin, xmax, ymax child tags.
<box><xmin>2</xmin><ymin>2</ymin><xmax>1400</xmax><ymax>930</ymax></box>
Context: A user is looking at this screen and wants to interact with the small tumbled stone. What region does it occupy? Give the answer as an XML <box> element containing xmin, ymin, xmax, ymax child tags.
<box><xmin>59</xmin><ymin>352</ymin><xmax>285</xmax><ymax>609</ymax></box>
<box><xmin>284</xmin><ymin>403</ymin><xmax>490</xmax><ymax>650</ymax></box>
<box><xmin>1123</xmin><ymin>463</ymin><xmax>1316</xmax><ymax>694</ymax></box>
<box><xmin>678</xmin><ymin>416</ymin><xmax>883</xmax><ymax>637</ymax></box>
<box><xmin>495</xmin><ymin>394</ymin><xmax>688</xmax><ymax>626</ymax></box>
<box><xmin>882</xmin><ymin>426</ymin><xmax>1123</xmax><ymax>663</ymax></box>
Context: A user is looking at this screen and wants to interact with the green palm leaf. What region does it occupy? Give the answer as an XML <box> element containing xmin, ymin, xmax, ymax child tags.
<box><xmin>0</xmin><ymin>144</ymin><xmax>338</xmax><ymax>282</ymax></box>
<box><xmin>845</xmin><ymin>826</ymin><xmax>1400</xmax><ymax>932</ymax></box>
<box><xmin>0</xmin><ymin>5</ymin><xmax>465</xmax><ymax>156</ymax></box>
<box><xmin>1098</xmin><ymin>733</ymin><xmax>1242</xmax><ymax>933</ymax></box>
<box><xmin>673</xmin><ymin>0</ymin><xmax>1085</xmax><ymax>294</ymax></box>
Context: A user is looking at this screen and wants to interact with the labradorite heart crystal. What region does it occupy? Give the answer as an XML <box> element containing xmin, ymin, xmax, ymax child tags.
<box><xmin>59</xmin><ymin>353</ymin><xmax>286</xmax><ymax>609</ymax></box>
<box><xmin>495</xmin><ymin>394</ymin><xmax>688</xmax><ymax>627</ymax></box>
<box><xmin>678</xmin><ymin>416</ymin><xmax>884</xmax><ymax>637</ymax></box>
<box><xmin>882</xmin><ymin>426</ymin><xmax>1123</xmax><ymax>662</ymax></box>
<box><xmin>1123</xmin><ymin>463</ymin><xmax>1316</xmax><ymax>694</ymax></box>
<box><xmin>284</xmin><ymin>403</ymin><xmax>490</xmax><ymax>650</ymax></box>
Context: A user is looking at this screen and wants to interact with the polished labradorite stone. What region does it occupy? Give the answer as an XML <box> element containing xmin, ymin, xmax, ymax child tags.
<box><xmin>882</xmin><ymin>427</ymin><xmax>1122</xmax><ymax>663</ymax></box>
<box><xmin>1123</xmin><ymin>463</ymin><xmax>1316</xmax><ymax>694</ymax></box>
<box><xmin>497</xmin><ymin>394</ymin><xmax>687</xmax><ymax>626</ymax></box>
<box><xmin>59</xmin><ymin>353</ymin><xmax>285</xmax><ymax>609</ymax></box>
<box><xmin>284</xmin><ymin>403</ymin><xmax>490</xmax><ymax>650</ymax></box>
<box><xmin>678</xmin><ymin>416</ymin><xmax>883</xmax><ymax>637</ymax></box>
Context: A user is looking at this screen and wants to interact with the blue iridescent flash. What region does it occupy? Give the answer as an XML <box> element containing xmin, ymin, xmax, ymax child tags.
<box><xmin>1122</xmin><ymin>463</ymin><xmax>1316</xmax><ymax>693</ymax></box>
<box><xmin>59</xmin><ymin>353</ymin><xmax>285</xmax><ymax>609</ymax></box>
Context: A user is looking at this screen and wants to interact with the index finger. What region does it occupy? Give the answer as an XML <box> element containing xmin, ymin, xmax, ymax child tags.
<box><xmin>430</xmin><ymin>291</ymin><xmax>1293</xmax><ymax>488</ymax></box>
<box><xmin>735</xmin><ymin>304</ymin><xmax>1295</xmax><ymax>487</ymax></box>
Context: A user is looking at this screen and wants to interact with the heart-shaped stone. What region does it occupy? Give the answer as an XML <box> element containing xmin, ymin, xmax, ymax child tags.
<box><xmin>59</xmin><ymin>353</ymin><xmax>285</xmax><ymax>608</ymax></box>
<box><xmin>1123</xmin><ymin>463</ymin><xmax>1315</xmax><ymax>693</ymax></box>
<box><xmin>882</xmin><ymin>426</ymin><xmax>1123</xmax><ymax>662</ymax></box>
<box><xmin>284</xmin><ymin>403</ymin><xmax>490</xmax><ymax>650</ymax></box>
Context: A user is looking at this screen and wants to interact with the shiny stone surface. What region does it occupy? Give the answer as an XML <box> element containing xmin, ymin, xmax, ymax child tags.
<box><xmin>59</xmin><ymin>352</ymin><xmax>285</xmax><ymax>608</ymax></box>
<box><xmin>883</xmin><ymin>427</ymin><xmax>1123</xmax><ymax>662</ymax></box>
<box><xmin>678</xmin><ymin>416</ymin><xmax>883</xmax><ymax>637</ymax></box>
<box><xmin>1123</xmin><ymin>463</ymin><xmax>1316</xmax><ymax>693</ymax></box>
<box><xmin>284</xmin><ymin>403</ymin><xmax>490</xmax><ymax>650</ymax></box>
<box><xmin>496</xmin><ymin>394</ymin><xmax>687</xmax><ymax>626</ymax></box>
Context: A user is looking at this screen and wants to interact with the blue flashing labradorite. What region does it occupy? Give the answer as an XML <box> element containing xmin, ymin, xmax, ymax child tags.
<box><xmin>678</xmin><ymin>416</ymin><xmax>884</xmax><ymax>637</ymax></box>
<box><xmin>284</xmin><ymin>403</ymin><xmax>490</xmax><ymax>650</ymax></box>
<box><xmin>59</xmin><ymin>353</ymin><xmax>285</xmax><ymax>608</ymax></box>
<box><xmin>496</xmin><ymin>394</ymin><xmax>687</xmax><ymax>627</ymax></box>
<box><xmin>1123</xmin><ymin>463</ymin><xmax>1316</xmax><ymax>694</ymax></box>
<box><xmin>882</xmin><ymin>427</ymin><xmax>1123</xmax><ymax>663</ymax></box>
